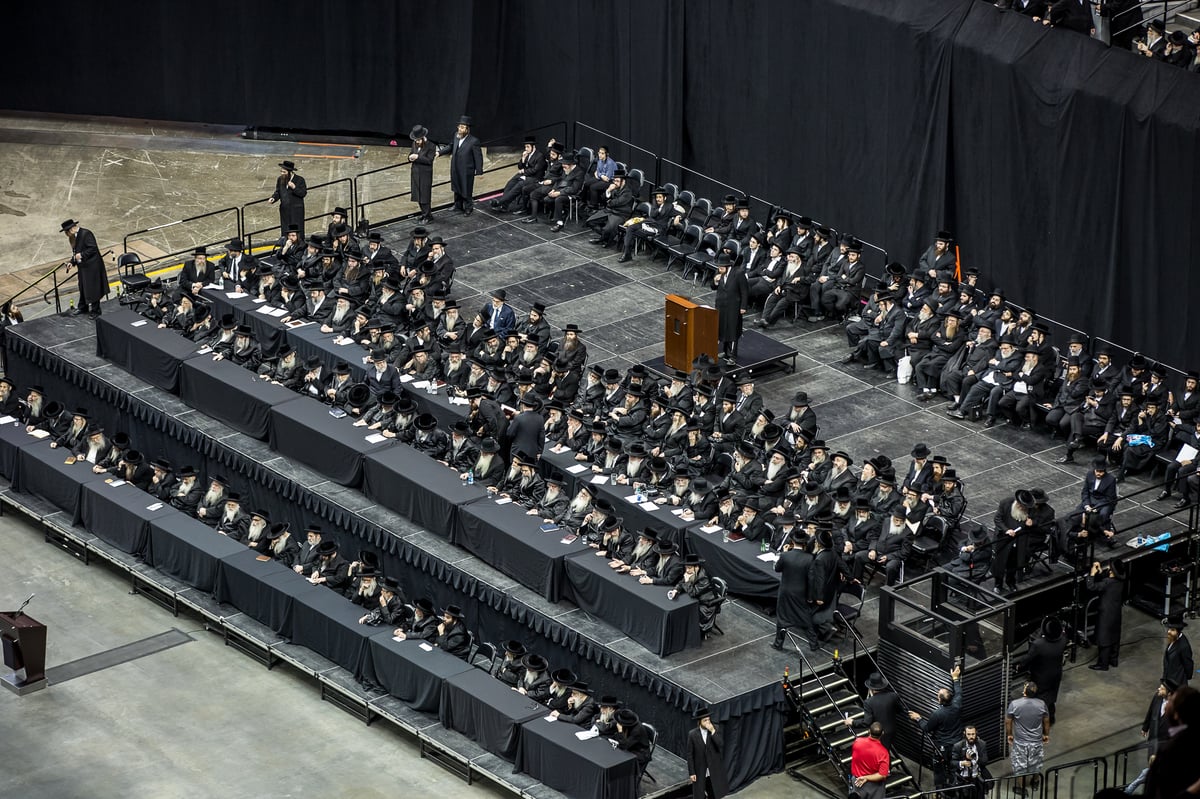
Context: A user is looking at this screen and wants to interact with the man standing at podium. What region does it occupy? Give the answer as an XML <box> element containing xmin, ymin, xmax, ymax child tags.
<box><xmin>712</xmin><ymin>253</ymin><xmax>748</xmax><ymax>364</ymax></box>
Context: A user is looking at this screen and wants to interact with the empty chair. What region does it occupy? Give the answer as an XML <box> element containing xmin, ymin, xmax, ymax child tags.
<box><xmin>666</xmin><ymin>224</ymin><xmax>703</xmax><ymax>271</ymax></box>
<box><xmin>908</xmin><ymin>515</ymin><xmax>948</xmax><ymax>573</ymax></box>
<box><xmin>470</xmin><ymin>641</ymin><xmax>497</xmax><ymax>672</ymax></box>
<box><xmin>683</xmin><ymin>231</ymin><xmax>721</xmax><ymax>279</ymax></box>
<box><xmin>833</xmin><ymin>582</ymin><xmax>866</xmax><ymax>638</ymax></box>
<box><xmin>626</xmin><ymin>167</ymin><xmax>645</xmax><ymax>199</ymax></box>
<box><xmin>117</xmin><ymin>253</ymin><xmax>151</xmax><ymax>310</ymax></box>
<box><xmin>576</xmin><ymin>146</ymin><xmax>595</xmax><ymax>175</ymax></box>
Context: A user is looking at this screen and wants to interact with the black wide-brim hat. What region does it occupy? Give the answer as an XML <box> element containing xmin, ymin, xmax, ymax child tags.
<box><xmin>409</xmin><ymin>125</ymin><xmax>429</xmax><ymax>140</ymax></box>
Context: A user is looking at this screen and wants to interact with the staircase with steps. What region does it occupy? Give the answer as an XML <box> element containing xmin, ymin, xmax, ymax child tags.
<box><xmin>781</xmin><ymin>654</ymin><xmax>925</xmax><ymax>798</ymax></box>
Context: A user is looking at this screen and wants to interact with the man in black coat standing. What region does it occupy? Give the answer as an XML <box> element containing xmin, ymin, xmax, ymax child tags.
<box><xmin>504</xmin><ymin>395</ymin><xmax>545</xmax><ymax>462</ymax></box>
<box><xmin>686</xmin><ymin>707</ymin><xmax>729</xmax><ymax>799</ymax></box>
<box><xmin>772</xmin><ymin>532</ymin><xmax>818</xmax><ymax>651</ymax></box>
<box><xmin>846</xmin><ymin>672</ymin><xmax>903</xmax><ymax>750</ymax></box>
<box><xmin>1086</xmin><ymin>559</ymin><xmax>1125</xmax><ymax>670</ymax></box>
<box><xmin>408</xmin><ymin>125</ymin><xmax>437</xmax><ymax>222</ymax></box>
<box><xmin>446</xmin><ymin>115</ymin><xmax>483</xmax><ymax>215</ymax></box>
<box><xmin>712</xmin><ymin>253</ymin><xmax>748</xmax><ymax>365</ymax></box>
<box><xmin>60</xmin><ymin>219</ymin><xmax>108</xmax><ymax>318</ymax></box>
<box><xmin>1162</xmin><ymin>614</ymin><xmax>1194</xmax><ymax>687</ymax></box>
<box><xmin>268</xmin><ymin>160</ymin><xmax>307</xmax><ymax>236</ymax></box>
<box><xmin>1019</xmin><ymin>616</ymin><xmax>1068</xmax><ymax>723</ymax></box>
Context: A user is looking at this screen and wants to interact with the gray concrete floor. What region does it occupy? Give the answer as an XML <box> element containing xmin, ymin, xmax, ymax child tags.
<box><xmin>0</xmin><ymin>114</ymin><xmax>1178</xmax><ymax>799</ymax></box>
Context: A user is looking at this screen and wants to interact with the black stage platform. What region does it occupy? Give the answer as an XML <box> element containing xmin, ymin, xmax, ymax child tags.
<box><xmin>640</xmin><ymin>329</ymin><xmax>799</xmax><ymax>380</ymax></box>
<box><xmin>5</xmin><ymin>205</ymin><xmax>1196</xmax><ymax>793</ymax></box>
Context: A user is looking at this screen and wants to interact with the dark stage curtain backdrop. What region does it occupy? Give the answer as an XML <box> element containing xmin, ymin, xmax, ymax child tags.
<box><xmin>8</xmin><ymin>2</ymin><xmax>1195</xmax><ymax>364</ymax></box>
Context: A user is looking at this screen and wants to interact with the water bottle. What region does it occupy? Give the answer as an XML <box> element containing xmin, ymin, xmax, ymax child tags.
<box><xmin>430</xmin><ymin>380</ymin><xmax>438</xmax><ymax>396</ymax></box>
<box><xmin>467</xmin><ymin>471</ymin><xmax>474</xmax><ymax>486</ymax></box>
<box><xmin>760</xmin><ymin>539</ymin><xmax>768</xmax><ymax>553</ymax></box>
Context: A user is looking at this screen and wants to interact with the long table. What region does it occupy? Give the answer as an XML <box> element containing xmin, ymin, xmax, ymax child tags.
<box><xmin>366</xmin><ymin>633</ymin><xmax>475</xmax><ymax>713</ymax></box>
<box><xmin>179</xmin><ymin>356</ymin><xmax>303</xmax><ymax>440</ymax></box>
<box><xmin>95</xmin><ymin>309</ymin><xmax>204</xmax><ymax>392</ymax></box>
<box><xmin>453</xmin><ymin>497</ymin><xmax>591</xmax><ymax>602</ymax></box>
<box><xmin>78</xmin><ymin>478</ymin><xmax>177</xmax><ymax>555</ymax></box>
<box><xmin>267</xmin><ymin>399</ymin><xmax>393</xmax><ymax>487</ymax></box>
<box><xmin>212</xmin><ymin>548</ymin><xmax>299</xmax><ymax>632</ymax></box>
<box><xmin>515</xmin><ymin>714</ymin><xmax>639</xmax><ymax>799</ymax></box>
<box><xmin>0</xmin><ymin>420</ymin><xmax>42</xmax><ymax>482</ymax></box>
<box><xmin>562</xmin><ymin>550</ymin><xmax>701</xmax><ymax>657</ymax></box>
<box><xmin>13</xmin><ymin>440</ymin><xmax>108</xmax><ymax>524</ymax></box>
<box><xmin>145</xmin><ymin>513</ymin><xmax>249</xmax><ymax>594</ymax></box>
<box><xmin>684</xmin><ymin>526</ymin><xmax>781</xmax><ymax>600</ymax></box>
<box><xmin>198</xmin><ymin>288</ymin><xmax>288</xmax><ymax>357</ymax></box>
<box><xmin>361</xmin><ymin>444</ymin><xmax>487</xmax><ymax>533</ymax></box>
<box><xmin>439</xmin><ymin>668</ymin><xmax>547</xmax><ymax>760</ymax></box>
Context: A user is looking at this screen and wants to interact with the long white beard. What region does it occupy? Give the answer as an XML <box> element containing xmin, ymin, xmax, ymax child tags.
<box><xmin>688</xmin><ymin>491</ymin><xmax>705</xmax><ymax>505</ymax></box>
<box><xmin>247</xmin><ymin>520</ymin><xmax>266</xmax><ymax>541</ymax></box>
<box><xmin>625</xmin><ymin>459</ymin><xmax>643</xmax><ymax>477</ymax></box>
<box><xmin>203</xmin><ymin>487</ymin><xmax>224</xmax><ymax>506</ymax></box>
<box><xmin>544</xmin><ymin>487</ymin><xmax>560</xmax><ymax>504</ymax></box>
<box><xmin>475</xmin><ymin>454</ymin><xmax>492</xmax><ymax>473</ymax></box>
<box><xmin>569</xmin><ymin>494</ymin><xmax>591</xmax><ymax>514</ymax></box>
<box><xmin>631</xmin><ymin>540</ymin><xmax>652</xmax><ymax>561</ymax></box>
<box><xmin>271</xmin><ymin>536</ymin><xmax>289</xmax><ymax>555</ymax></box>
<box><xmin>222</xmin><ymin>506</ymin><xmax>239</xmax><ymax>523</ymax></box>
<box><xmin>750</xmin><ymin>419</ymin><xmax>766</xmax><ymax>438</ymax></box>
<box><xmin>506</xmin><ymin>463</ymin><xmax>521</xmax><ymax>481</ymax></box>
<box><xmin>85</xmin><ymin>441</ymin><xmax>104</xmax><ymax>463</ymax></box>
<box><xmin>666</xmin><ymin>419</ymin><xmax>685</xmax><ymax>437</ymax></box>
<box><xmin>175</xmin><ymin>480</ymin><xmax>195</xmax><ymax>497</ymax></box>
<box><xmin>766</xmin><ymin>461</ymin><xmax>783</xmax><ymax>480</ymax></box>
<box><xmin>1011</xmin><ymin>502</ymin><xmax>1028</xmax><ymax>522</ymax></box>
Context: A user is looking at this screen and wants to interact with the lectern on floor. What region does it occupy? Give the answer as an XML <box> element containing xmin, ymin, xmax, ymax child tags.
<box><xmin>1</xmin><ymin>610</ymin><xmax>47</xmax><ymax>694</ymax></box>
<box><xmin>664</xmin><ymin>294</ymin><xmax>718</xmax><ymax>372</ymax></box>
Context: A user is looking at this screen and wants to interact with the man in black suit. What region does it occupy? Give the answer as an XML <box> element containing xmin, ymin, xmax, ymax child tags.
<box><xmin>1140</xmin><ymin>678</ymin><xmax>1176</xmax><ymax>756</ymax></box>
<box><xmin>586</xmin><ymin>169</ymin><xmax>635</xmax><ymax>247</ymax></box>
<box><xmin>1058</xmin><ymin>457</ymin><xmax>1119</xmax><ymax>555</ymax></box>
<box><xmin>772</xmin><ymin>532</ymin><xmax>818</xmax><ymax>650</ymax></box>
<box><xmin>435</xmin><ymin>604</ymin><xmax>471</xmax><ymax>658</ymax></box>
<box><xmin>504</xmin><ymin>395</ymin><xmax>545</xmax><ymax>462</ymax></box>
<box><xmin>712</xmin><ymin>254</ymin><xmax>749</xmax><ymax>364</ymax></box>
<box><xmin>542</xmin><ymin>154</ymin><xmax>586</xmax><ymax>232</ymax></box>
<box><xmin>918</xmin><ymin>230</ymin><xmax>957</xmax><ymax>283</ymax></box>
<box><xmin>686</xmin><ymin>707</ymin><xmax>729</xmax><ymax>799</ymax></box>
<box><xmin>366</xmin><ymin>348</ymin><xmax>402</xmax><ymax>398</ymax></box>
<box><xmin>1162</xmin><ymin>615</ymin><xmax>1194</xmax><ymax>687</ymax></box>
<box><xmin>60</xmin><ymin>219</ymin><xmax>109</xmax><ymax>318</ymax></box>
<box><xmin>268</xmin><ymin>160</ymin><xmax>307</xmax><ymax>236</ymax></box>
<box><xmin>1086</xmin><ymin>559</ymin><xmax>1125</xmax><ymax>670</ymax></box>
<box><xmin>615</xmin><ymin>709</ymin><xmax>654</xmax><ymax>770</ymax></box>
<box><xmin>446</xmin><ymin>115</ymin><xmax>483</xmax><ymax>215</ymax></box>
<box><xmin>846</xmin><ymin>672</ymin><xmax>903</xmax><ymax>751</ymax></box>
<box><xmin>1019</xmin><ymin>617</ymin><xmax>1068</xmax><ymax>723</ymax></box>
<box><xmin>492</xmin><ymin>135</ymin><xmax>547</xmax><ymax>213</ymax></box>
<box><xmin>407</xmin><ymin>124</ymin><xmax>437</xmax><ymax>222</ymax></box>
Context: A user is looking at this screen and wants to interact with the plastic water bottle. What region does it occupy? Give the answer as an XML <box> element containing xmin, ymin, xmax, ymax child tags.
<box><xmin>760</xmin><ymin>539</ymin><xmax>768</xmax><ymax>553</ymax></box>
<box><xmin>430</xmin><ymin>380</ymin><xmax>438</xmax><ymax>396</ymax></box>
<box><xmin>467</xmin><ymin>472</ymin><xmax>474</xmax><ymax>486</ymax></box>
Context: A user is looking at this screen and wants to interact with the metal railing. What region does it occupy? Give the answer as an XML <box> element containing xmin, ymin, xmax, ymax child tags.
<box><xmin>571</xmin><ymin>122</ymin><xmax>661</xmax><ymax>188</ymax></box>
<box><xmin>241</xmin><ymin>177</ymin><xmax>355</xmax><ymax>251</ymax></box>
<box><xmin>121</xmin><ymin>206</ymin><xmax>242</xmax><ymax>259</ymax></box>
<box><xmin>1043</xmin><ymin>752</ymin><xmax>1108</xmax><ymax>799</ymax></box>
<box><xmin>1113</xmin><ymin>0</ymin><xmax>1196</xmax><ymax>40</ymax></box>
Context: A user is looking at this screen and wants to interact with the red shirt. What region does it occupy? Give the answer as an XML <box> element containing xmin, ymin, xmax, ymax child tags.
<box><xmin>850</xmin><ymin>735</ymin><xmax>890</xmax><ymax>779</ymax></box>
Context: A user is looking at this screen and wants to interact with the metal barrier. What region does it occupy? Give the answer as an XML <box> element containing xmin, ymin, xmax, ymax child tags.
<box><xmin>353</xmin><ymin>120</ymin><xmax>567</xmax><ymax>229</ymax></box>
<box><xmin>241</xmin><ymin>177</ymin><xmax>355</xmax><ymax>251</ymax></box>
<box><xmin>1043</xmin><ymin>753</ymin><xmax>1107</xmax><ymax>799</ymax></box>
<box><xmin>571</xmin><ymin>122</ymin><xmax>661</xmax><ymax>188</ymax></box>
<box><xmin>657</xmin><ymin>157</ymin><xmax>748</xmax><ymax>207</ymax></box>
<box><xmin>121</xmin><ymin>206</ymin><xmax>242</xmax><ymax>258</ymax></box>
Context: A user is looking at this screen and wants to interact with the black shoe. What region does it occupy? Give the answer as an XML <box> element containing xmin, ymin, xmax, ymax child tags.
<box><xmin>984</xmin><ymin>416</ymin><xmax>997</xmax><ymax>428</ymax></box>
<box><xmin>770</xmin><ymin>636</ymin><xmax>784</xmax><ymax>651</ymax></box>
<box><xmin>550</xmin><ymin>221</ymin><xmax>565</xmax><ymax>232</ymax></box>
<box><xmin>1088</xmin><ymin>664</ymin><xmax>1108</xmax><ymax>671</ymax></box>
<box><xmin>69</xmin><ymin>306</ymin><xmax>84</xmax><ymax>316</ymax></box>
<box><xmin>490</xmin><ymin>201</ymin><xmax>504</xmax><ymax>210</ymax></box>
<box><xmin>463</xmin><ymin>207</ymin><xmax>473</xmax><ymax>216</ymax></box>
<box><xmin>617</xmin><ymin>255</ymin><xmax>632</xmax><ymax>263</ymax></box>
<box><xmin>588</xmin><ymin>238</ymin><xmax>605</xmax><ymax>245</ymax></box>
<box><xmin>511</xmin><ymin>207</ymin><xmax>527</xmax><ymax>215</ymax></box>
<box><xmin>520</xmin><ymin>216</ymin><xmax>538</xmax><ymax>224</ymax></box>
<box><xmin>1114</xmin><ymin>471</ymin><xmax>1126</xmax><ymax>483</ymax></box>
<box><xmin>1056</xmin><ymin>454</ymin><xmax>1076</xmax><ymax>464</ymax></box>
<box><xmin>1157</xmin><ymin>490</ymin><xmax>1172</xmax><ymax>501</ymax></box>
<box><xmin>948</xmin><ymin>409</ymin><xmax>966</xmax><ymax>419</ymax></box>
<box><xmin>1175</xmin><ymin>497</ymin><xmax>1190</xmax><ymax>509</ymax></box>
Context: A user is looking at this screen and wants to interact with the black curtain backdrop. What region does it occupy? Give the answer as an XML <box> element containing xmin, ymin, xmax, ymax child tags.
<box><xmin>10</xmin><ymin>2</ymin><xmax>1196</xmax><ymax>364</ymax></box>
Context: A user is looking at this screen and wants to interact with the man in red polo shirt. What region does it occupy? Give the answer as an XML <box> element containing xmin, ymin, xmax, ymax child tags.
<box><xmin>850</xmin><ymin>722</ymin><xmax>890</xmax><ymax>798</ymax></box>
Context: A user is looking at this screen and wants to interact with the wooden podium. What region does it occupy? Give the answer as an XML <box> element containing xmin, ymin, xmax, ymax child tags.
<box><xmin>1</xmin><ymin>610</ymin><xmax>47</xmax><ymax>695</ymax></box>
<box><xmin>664</xmin><ymin>294</ymin><xmax>718</xmax><ymax>372</ymax></box>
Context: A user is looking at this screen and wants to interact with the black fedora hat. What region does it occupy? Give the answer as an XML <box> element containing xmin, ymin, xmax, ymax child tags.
<box><xmin>278</xmin><ymin>160</ymin><xmax>298</xmax><ymax>171</ymax></box>
<box><xmin>409</xmin><ymin>124</ymin><xmax>429</xmax><ymax>140</ymax></box>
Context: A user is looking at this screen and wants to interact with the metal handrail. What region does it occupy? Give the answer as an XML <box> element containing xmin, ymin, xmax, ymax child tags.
<box><xmin>121</xmin><ymin>206</ymin><xmax>242</xmax><ymax>256</ymax></box>
<box><xmin>1044</xmin><ymin>751</ymin><xmax>1107</xmax><ymax>799</ymax></box>
<box><xmin>241</xmin><ymin>176</ymin><xmax>355</xmax><ymax>248</ymax></box>
<box><xmin>1114</xmin><ymin>0</ymin><xmax>1193</xmax><ymax>38</ymax></box>
<box><xmin>571</xmin><ymin>122</ymin><xmax>662</xmax><ymax>187</ymax></box>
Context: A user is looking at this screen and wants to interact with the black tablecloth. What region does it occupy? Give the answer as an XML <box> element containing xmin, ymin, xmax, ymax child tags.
<box><xmin>179</xmin><ymin>356</ymin><xmax>304</xmax><ymax>440</ymax></box>
<box><xmin>454</xmin><ymin>498</ymin><xmax>590</xmax><ymax>602</ymax></box>
<box><xmin>213</xmin><ymin>548</ymin><xmax>299</xmax><ymax>630</ymax></box>
<box><xmin>563</xmin><ymin>550</ymin><xmax>701</xmax><ymax>657</ymax></box>
<box><xmin>198</xmin><ymin>289</ymin><xmax>287</xmax><ymax>357</ymax></box>
<box><xmin>78</xmin><ymin>479</ymin><xmax>177</xmax><ymax>555</ymax></box>
<box><xmin>684</xmin><ymin>526</ymin><xmax>781</xmax><ymax>600</ymax></box>
<box><xmin>439</xmin><ymin>668</ymin><xmax>547</xmax><ymax>761</ymax></box>
<box><xmin>515</xmin><ymin>716</ymin><xmax>639</xmax><ymax>799</ymax></box>
<box><xmin>397</xmin><ymin>377</ymin><xmax>471</xmax><ymax>429</ymax></box>
<box><xmin>279</xmin><ymin>578</ymin><xmax>377</xmax><ymax>679</ymax></box>
<box><xmin>591</xmin><ymin>480</ymin><xmax>694</xmax><ymax>546</ymax></box>
<box><xmin>361</xmin><ymin>445</ymin><xmax>486</xmax><ymax>534</ymax></box>
<box><xmin>145</xmin><ymin>513</ymin><xmax>248</xmax><ymax>594</ymax></box>
<box><xmin>366</xmin><ymin>633</ymin><xmax>474</xmax><ymax>713</ymax></box>
<box><xmin>12</xmin><ymin>441</ymin><xmax>107</xmax><ymax>524</ymax></box>
<box><xmin>94</xmin><ymin>309</ymin><xmax>203</xmax><ymax>392</ymax></box>
<box><xmin>287</xmin><ymin>322</ymin><xmax>368</xmax><ymax>383</ymax></box>
<box><xmin>267</xmin><ymin>399</ymin><xmax>393</xmax><ymax>487</ymax></box>
<box><xmin>0</xmin><ymin>420</ymin><xmax>38</xmax><ymax>482</ymax></box>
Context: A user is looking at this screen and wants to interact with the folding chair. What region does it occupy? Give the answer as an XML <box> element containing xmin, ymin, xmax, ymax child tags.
<box><xmin>117</xmin><ymin>253</ymin><xmax>151</xmax><ymax>310</ymax></box>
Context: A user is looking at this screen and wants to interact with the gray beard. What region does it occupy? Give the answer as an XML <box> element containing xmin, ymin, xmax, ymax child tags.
<box><xmin>271</xmin><ymin>536</ymin><xmax>289</xmax><ymax>555</ymax></box>
<box><xmin>247</xmin><ymin>521</ymin><xmax>266</xmax><ymax>541</ymax></box>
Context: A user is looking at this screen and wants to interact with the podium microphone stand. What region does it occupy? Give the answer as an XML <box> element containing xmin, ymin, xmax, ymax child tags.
<box><xmin>1</xmin><ymin>602</ymin><xmax>48</xmax><ymax>695</ymax></box>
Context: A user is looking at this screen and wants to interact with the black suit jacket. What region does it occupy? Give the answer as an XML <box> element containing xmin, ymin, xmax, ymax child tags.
<box><xmin>686</xmin><ymin>727</ymin><xmax>729</xmax><ymax>799</ymax></box>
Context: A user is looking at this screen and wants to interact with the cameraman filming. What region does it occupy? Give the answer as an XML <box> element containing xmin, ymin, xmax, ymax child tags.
<box><xmin>951</xmin><ymin>725</ymin><xmax>990</xmax><ymax>798</ymax></box>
